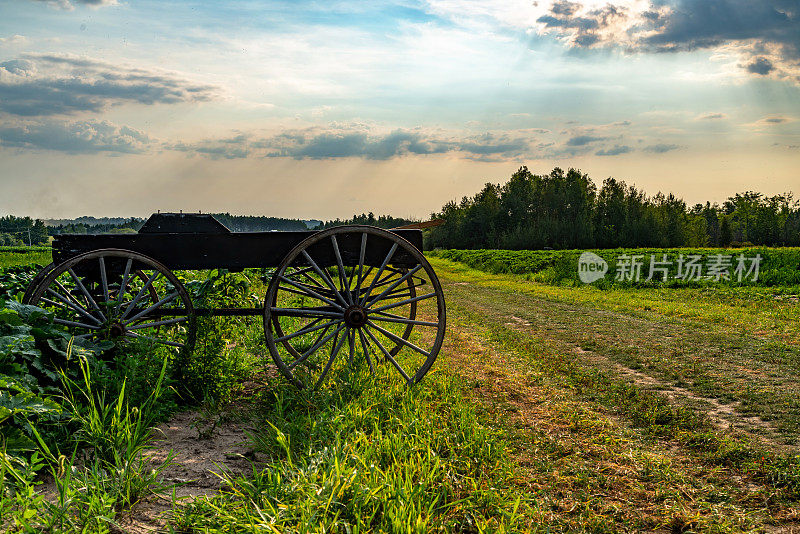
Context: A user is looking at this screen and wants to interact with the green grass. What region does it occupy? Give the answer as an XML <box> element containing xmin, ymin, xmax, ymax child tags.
<box><xmin>430</xmin><ymin>257</ymin><xmax>800</xmax><ymax>441</ymax></box>
<box><xmin>171</xmin><ymin>369</ymin><xmax>533</xmax><ymax>532</ymax></box>
<box><xmin>4</xmin><ymin>254</ymin><xmax>800</xmax><ymax>531</ymax></box>
<box><xmin>0</xmin><ymin>247</ymin><xmax>51</xmax><ymax>269</ymax></box>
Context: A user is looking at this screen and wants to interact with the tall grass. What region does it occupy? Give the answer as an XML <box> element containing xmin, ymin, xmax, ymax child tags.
<box><xmin>0</xmin><ymin>356</ymin><xmax>175</xmax><ymax>531</ymax></box>
<box><xmin>170</xmin><ymin>368</ymin><xmax>533</xmax><ymax>532</ymax></box>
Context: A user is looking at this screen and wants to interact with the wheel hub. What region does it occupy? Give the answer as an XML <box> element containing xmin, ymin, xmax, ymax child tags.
<box><xmin>109</xmin><ymin>322</ymin><xmax>126</xmax><ymax>338</ymax></box>
<box><xmin>343</xmin><ymin>305</ymin><xmax>368</xmax><ymax>328</ymax></box>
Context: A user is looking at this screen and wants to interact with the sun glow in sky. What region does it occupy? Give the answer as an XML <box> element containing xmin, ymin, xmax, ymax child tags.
<box><xmin>0</xmin><ymin>0</ymin><xmax>798</xmax><ymax>219</ymax></box>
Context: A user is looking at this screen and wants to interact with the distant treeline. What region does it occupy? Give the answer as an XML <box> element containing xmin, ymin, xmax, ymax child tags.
<box><xmin>209</xmin><ymin>213</ymin><xmax>309</xmax><ymax>232</ymax></box>
<box><xmin>47</xmin><ymin>218</ymin><xmax>143</xmax><ymax>236</ymax></box>
<box><xmin>426</xmin><ymin>167</ymin><xmax>800</xmax><ymax>250</ymax></box>
<box><xmin>0</xmin><ymin>216</ymin><xmax>49</xmax><ymax>246</ymax></box>
<box><xmin>2</xmin><ymin>213</ymin><xmax>320</xmax><ymax>242</ymax></box>
<box><xmin>315</xmin><ymin>213</ymin><xmax>416</xmax><ymax>230</ymax></box>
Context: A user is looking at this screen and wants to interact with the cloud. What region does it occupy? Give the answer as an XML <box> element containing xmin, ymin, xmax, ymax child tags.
<box><xmin>566</xmin><ymin>134</ymin><xmax>607</xmax><ymax>146</ymax></box>
<box><xmin>534</xmin><ymin>0</ymin><xmax>800</xmax><ymax>82</ymax></box>
<box><xmin>0</xmin><ymin>119</ymin><xmax>151</xmax><ymax>153</ymax></box>
<box><xmin>643</xmin><ymin>143</ymin><xmax>682</xmax><ymax>153</ymax></box>
<box><xmin>29</xmin><ymin>0</ymin><xmax>117</xmax><ymax>10</ymax></box>
<box><xmin>0</xmin><ymin>35</ymin><xmax>28</xmax><ymax>46</ymax></box>
<box><xmin>0</xmin><ymin>54</ymin><xmax>220</xmax><ymax>116</ymax></box>
<box><xmin>750</xmin><ymin>115</ymin><xmax>795</xmax><ymax>129</ymax></box>
<box><xmin>696</xmin><ymin>112</ymin><xmax>727</xmax><ymax>120</ymax></box>
<box><xmin>595</xmin><ymin>144</ymin><xmax>632</xmax><ymax>156</ymax></box>
<box><xmin>168</xmin><ymin>126</ymin><xmax>533</xmax><ymax>161</ymax></box>
<box><xmin>745</xmin><ymin>56</ymin><xmax>775</xmax><ymax>75</ymax></box>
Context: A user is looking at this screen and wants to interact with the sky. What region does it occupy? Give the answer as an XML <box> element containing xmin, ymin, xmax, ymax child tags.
<box><xmin>0</xmin><ymin>0</ymin><xmax>798</xmax><ymax>220</ymax></box>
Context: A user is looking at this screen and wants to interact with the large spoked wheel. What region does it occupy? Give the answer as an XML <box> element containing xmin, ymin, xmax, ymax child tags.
<box><xmin>24</xmin><ymin>249</ymin><xmax>196</xmax><ymax>361</ymax></box>
<box><xmin>264</xmin><ymin>226</ymin><xmax>446</xmax><ymax>390</ymax></box>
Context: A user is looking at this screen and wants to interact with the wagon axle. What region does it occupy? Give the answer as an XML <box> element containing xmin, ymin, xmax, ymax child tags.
<box><xmin>343</xmin><ymin>305</ymin><xmax>368</xmax><ymax>328</ymax></box>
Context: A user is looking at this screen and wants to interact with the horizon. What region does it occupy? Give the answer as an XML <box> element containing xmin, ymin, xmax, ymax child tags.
<box><xmin>1</xmin><ymin>0</ymin><xmax>798</xmax><ymax>219</ymax></box>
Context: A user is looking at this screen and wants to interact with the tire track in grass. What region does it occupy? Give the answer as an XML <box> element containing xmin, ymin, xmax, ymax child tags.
<box><xmin>434</xmin><ymin>290</ymin><xmax>800</xmax><ymax>531</ymax></box>
<box><xmin>431</xmin><ymin>259</ymin><xmax>800</xmax><ymax>448</ymax></box>
<box><xmin>436</xmin><ymin>310</ymin><xmax>799</xmax><ymax>531</ymax></box>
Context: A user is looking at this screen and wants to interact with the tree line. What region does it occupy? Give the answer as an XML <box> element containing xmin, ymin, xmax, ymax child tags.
<box><xmin>0</xmin><ymin>216</ymin><xmax>49</xmax><ymax>246</ymax></box>
<box><xmin>315</xmin><ymin>213</ymin><xmax>415</xmax><ymax>230</ymax></box>
<box><xmin>426</xmin><ymin>167</ymin><xmax>800</xmax><ymax>250</ymax></box>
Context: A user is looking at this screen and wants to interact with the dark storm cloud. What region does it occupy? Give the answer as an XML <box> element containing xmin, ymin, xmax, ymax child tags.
<box><xmin>0</xmin><ymin>54</ymin><xmax>219</xmax><ymax>116</ymax></box>
<box><xmin>745</xmin><ymin>57</ymin><xmax>775</xmax><ymax>75</ymax></box>
<box><xmin>536</xmin><ymin>0</ymin><xmax>800</xmax><ymax>80</ymax></box>
<box><xmin>0</xmin><ymin>119</ymin><xmax>150</xmax><ymax>153</ymax></box>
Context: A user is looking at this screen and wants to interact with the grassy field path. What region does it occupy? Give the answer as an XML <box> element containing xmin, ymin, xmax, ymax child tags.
<box><xmin>428</xmin><ymin>257</ymin><xmax>800</xmax><ymax>531</ymax></box>
<box><xmin>431</xmin><ymin>257</ymin><xmax>800</xmax><ymax>448</ymax></box>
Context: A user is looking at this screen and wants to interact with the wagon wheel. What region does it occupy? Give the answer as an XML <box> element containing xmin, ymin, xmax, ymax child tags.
<box><xmin>268</xmin><ymin>263</ymin><xmax>418</xmax><ymax>358</ymax></box>
<box><xmin>23</xmin><ymin>249</ymin><xmax>196</xmax><ymax>363</ymax></box>
<box><xmin>264</xmin><ymin>226</ymin><xmax>446</xmax><ymax>390</ymax></box>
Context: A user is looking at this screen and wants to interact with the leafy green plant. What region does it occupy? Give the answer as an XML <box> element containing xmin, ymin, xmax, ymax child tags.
<box><xmin>0</xmin><ymin>300</ymin><xmax>112</xmax><ymax>457</ymax></box>
<box><xmin>430</xmin><ymin>247</ymin><xmax>800</xmax><ymax>288</ymax></box>
<box><xmin>180</xmin><ymin>269</ymin><xmax>261</xmax><ymax>403</ymax></box>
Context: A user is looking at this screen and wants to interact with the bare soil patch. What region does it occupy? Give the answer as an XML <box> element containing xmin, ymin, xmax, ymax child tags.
<box><xmin>115</xmin><ymin>408</ymin><xmax>260</xmax><ymax>533</ymax></box>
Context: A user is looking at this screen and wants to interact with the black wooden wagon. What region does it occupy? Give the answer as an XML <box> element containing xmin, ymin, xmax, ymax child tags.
<box><xmin>22</xmin><ymin>213</ymin><xmax>446</xmax><ymax>389</ymax></box>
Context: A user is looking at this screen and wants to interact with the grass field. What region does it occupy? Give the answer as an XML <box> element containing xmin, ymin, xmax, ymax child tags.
<box><xmin>0</xmin><ymin>246</ymin><xmax>51</xmax><ymax>268</ymax></box>
<box><xmin>2</xmin><ymin>248</ymin><xmax>800</xmax><ymax>531</ymax></box>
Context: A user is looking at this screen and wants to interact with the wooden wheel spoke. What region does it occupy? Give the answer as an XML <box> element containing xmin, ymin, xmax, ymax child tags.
<box><xmin>365</xmin><ymin>264</ymin><xmax>422</xmax><ymax>308</ymax></box>
<box><xmin>368</xmin><ymin>292</ymin><xmax>437</xmax><ymax>314</ymax></box>
<box><xmin>347</xmin><ymin>328</ymin><xmax>356</xmax><ymax>366</ymax></box>
<box><xmin>44</xmin><ymin>288</ymin><xmax>103</xmax><ymax>325</ymax></box>
<box><xmin>368</xmin><ymin>314</ymin><xmax>439</xmax><ymax>327</ymax></box>
<box><xmin>287</xmin><ymin>266</ymin><xmax>329</xmax><ymax>291</ymax></box>
<box><xmin>357</xmin><ymin>328</ymin><xmax>375</xmax><ymax>375</ymax></box>
<box><xmin>125</xmin><ymin>331</ymin><xmax>184</xmax><ymax>348</ymax></box>
<box><xmin>274</xmin><ymin>318</ymin><xmax>338</xmax><ymax>343</ymax></box>
<box><xmin>364</xmin><ymin>325</ymin><xmax>411</xmax><ymax>383</ymax></box>
<box><xmin>367</xmin><ymin>321</ymin><xmax>431</xmax><ymax>358</ymax></box>
<box><xmin>314</xmin><ymin>326</ymin><xmax>350</xmax><ymax>390</ymax></box>
<box><xmin>127</xmin><ymin>317</ymin><xmax>187</xmax><ymax>330</ymax></box>
<box><xmin>278</xmin><ymin>275</ymin><xmax>345</xmax><ymax>310</ymax></box>
<box><xmin>358</xmin><ymin>242</ymin><xmax>398</xmax><ymax>306</ymax></box>
<box><xmin>99</xmin><ymin>257</ymin><xmax>110</xmax><ymax>304</ymax></box>
<box><xmin>53</xmin><ymin>318</ymin><xmax>101</xmax><ymax>330</ymax></box>
<box><xmin>67</xmin><ymin>268</ymin><xmax>105</xmax><ymax>321</ymax></box>
<box><xmin>300</xmin><ymin>250</ymin><xmax>349</xmax><ymax>308</ymax></box>
<box><xmin>115</xmin><ymin>259</ymin><xmax>133</xmax><ymax>315</ymax></box>
<box><xmin>123</xmin><ymin>291</ymin><xmax>180</xmax><ymax>325</ymax></box>
<box><xmin>350</xmin><ymin>233</ymin><xmax>367</xmax><ymax>296</ymax></box>
<box><xmin>270</xmin><ymin>307</ymin><xmax>342</xmax><ymax>319</ymax></box>
<box><xmin>287</xmin><ymin>323</ymin><xmax>345</xmax><ymax>371</ymax></box>
<box><xmin>331</xmin><ymin>235</ymin><xmax>353</xmax><ymax>305</ymax></box>
<box><xmin>122</xmin><ymin>270</ymin><xmax>160</xmax><ymax>320</ymax></box>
